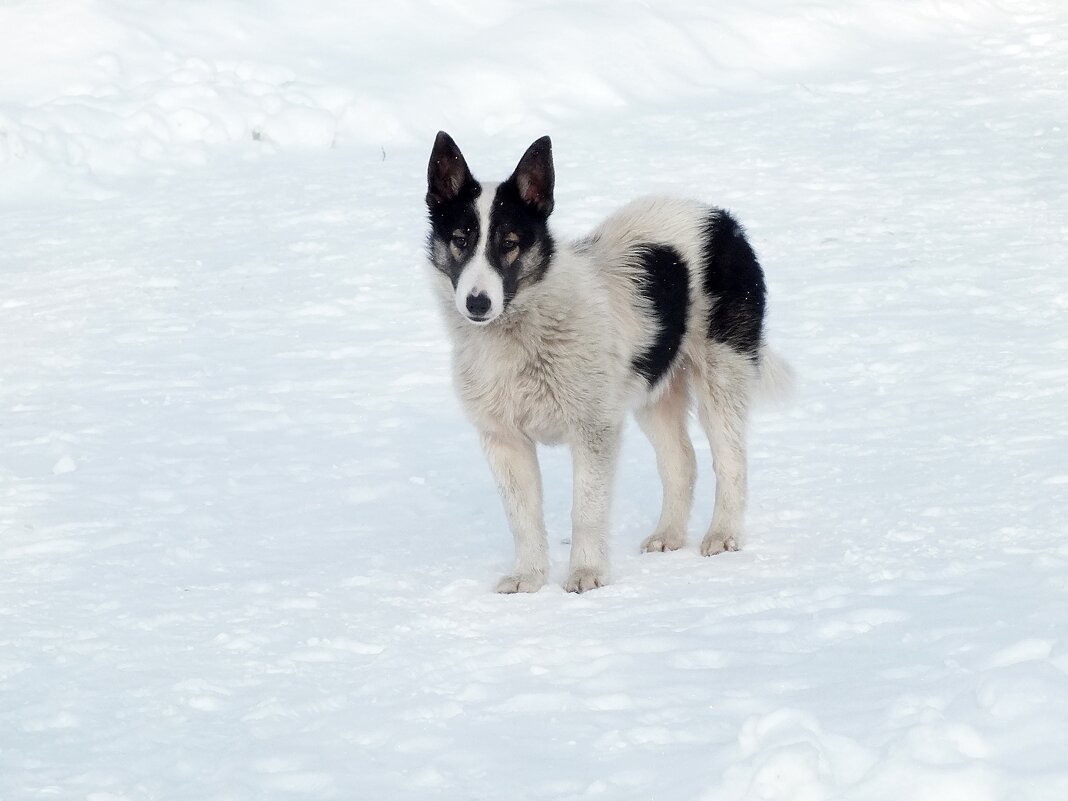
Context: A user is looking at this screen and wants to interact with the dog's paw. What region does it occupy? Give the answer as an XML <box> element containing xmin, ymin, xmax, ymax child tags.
<box><xmin>564</xmin><ymin>567</ymin><xmax>607</xmax><ymax>594</ymax></box>
<box><xmin>640</xmin><ymin>530</ymin><xmax>687</xmax><ymax>553</ymax></box>
<box><xmin>700</xmin><ymin>531</ymin><xmax>740</xmax><ymax>557</ymax></box>
<box><xmin>495</xmin><ymin>572</ymin><xmax>546</xmax><ymax>594</ymax></box>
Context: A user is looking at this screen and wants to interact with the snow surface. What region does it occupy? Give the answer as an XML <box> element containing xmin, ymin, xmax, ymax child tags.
<box><xmin>2</xmin><ymin>1</ymin><xmax>1067</xmax><ymax>799</ymax></box>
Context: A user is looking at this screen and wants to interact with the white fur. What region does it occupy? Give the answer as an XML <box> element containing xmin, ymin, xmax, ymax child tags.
<box><xmin>430</xmin><ymin>193</ymin><xmax>786</xmax><ymax>592</ymax></box>
<box><xmin>454</xmin><ymin>260</ymin><xmax>504</xmax><ymax>323</ymax></box>
<box><xmin>753</xmin><ymin>346</ymin><xmax>797</xmax><ymax>405</ymax></box>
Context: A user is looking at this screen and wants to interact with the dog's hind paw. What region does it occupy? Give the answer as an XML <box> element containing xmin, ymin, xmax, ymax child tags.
<box><xmin>640</xmin><ymin>530</ymin><xmax>687</xmax><ymax>553</ymax></box>
<box><xmin>495</xmin><ymin>572</ymin><xmax>546</xmax><ymax>594</ymax></box>
<box><xmin>700</xmin><ymin>531</ymin><xmax>740</xmax><ymax>557</ymax></box>
<box><xmin>564</xmin><ymin>567</ymin><xmax>606</xmax><ymax>594</ymax></box>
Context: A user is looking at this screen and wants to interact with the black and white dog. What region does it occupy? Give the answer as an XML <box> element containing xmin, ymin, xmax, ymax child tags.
<box><xmin>425</xmin><ymin>132</ymin><xmax>790</xmax><ymax>593</ymax></box>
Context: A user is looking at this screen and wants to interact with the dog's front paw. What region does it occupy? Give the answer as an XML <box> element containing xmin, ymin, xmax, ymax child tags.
<box><xmin>640</xmin><ymin>530</ymin><xmax>687</xmax><ymax>553</ymax></box>
<box><xmin>564</xmin><ymin>567</ymin><xmax>607</xmax><ymax>594</ymax></box>
<box><xmin>495</xmin><ymin>571</ymin><xmax>546</xmax><ymax>594</ymax></box>
<box><xmin>700</xmin><ymin>531</ymin><xmax>740</xmax><ymax>557</ymax></box>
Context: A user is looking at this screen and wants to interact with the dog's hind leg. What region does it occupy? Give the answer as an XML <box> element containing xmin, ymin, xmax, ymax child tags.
<box><xmin>636</xmin><ymin>370</ymin><xmax>696</xmax><ymax>553</ymax></box>
<box><xmin>481</xmin><ymin>430</ymin><xmax>550</xmax><ymax>593</ymax></box>
<box><xmin>694</xmin><ymin>345</ymin><xmax>754</xmax><ymax>556</ymax></box>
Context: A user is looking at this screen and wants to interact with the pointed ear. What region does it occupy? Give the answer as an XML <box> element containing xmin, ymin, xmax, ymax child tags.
<box><xmin>511</xmin><ymin>136</ymin><xmax>554</xmax><ymax>216</ymax></box>
<box><xmin>427</xmin><ymin>131</ymin><xmax>474</xmax><ymax>207</ymax></box>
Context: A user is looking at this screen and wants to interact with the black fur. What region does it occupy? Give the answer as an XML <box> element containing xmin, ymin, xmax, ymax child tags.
<box><xmin>511</xmin><ymin>136</ymin><xmax>555</xmax><ymax>216</ymax></box>
<box><xmin>701</xmin><ymin>210</ymin><xmax>766</xmax><ymax>357</ymax></box>
<box><xmin>631</xmin><ymin>244</ymin><xmax>690</xmax><ymax>386</ymax></box>
<box><xmin>426</xmin><ymin>131</ymin><xmax>475</xmax><ymax>207</ymax></box>
<box><xmin>489</xmin><ymin>179</ymin><xmax>555</xmax><ymax>303</ymax></box>
<box><xmin>426</xmin><ymin>190</ymin><xmax>481</xmax><ymax>287</ymax></box>
<box><xmin>426</xmin><ymin>131</ymin><xmax>483</xmax><ymax>287</ymax></box>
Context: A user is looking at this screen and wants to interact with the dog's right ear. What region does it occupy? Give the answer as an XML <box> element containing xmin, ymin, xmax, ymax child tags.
<box><xmin>427</xmin><ymin>131</ymin><xmax>474</xmax><ymax>208</ymax></box>
<box><xmin>511</xmin><ymin>136</ymin><xmax>554</xmax><ymax>217</ymax></box>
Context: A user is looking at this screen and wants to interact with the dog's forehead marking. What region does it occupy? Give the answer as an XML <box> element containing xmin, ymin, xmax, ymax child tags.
<box><xmin>476</xmin><ymin>181</ymin><xmax>498</xmax><ymax>242</ymax></box>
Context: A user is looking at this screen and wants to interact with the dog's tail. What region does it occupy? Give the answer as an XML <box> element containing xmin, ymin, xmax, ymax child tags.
<box><xmin>753</xmin><ymin>346</ymin><xmax>796</xmax><ymax>405</ymax></box>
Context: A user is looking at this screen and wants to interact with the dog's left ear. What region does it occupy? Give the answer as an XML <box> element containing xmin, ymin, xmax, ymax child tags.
<box><xmin>511</xmin><ymin>136</ymin><xmax>554</xmax><ymax>216</ymax></box>
<box><xmin>427</xmin><ymin>131</ymin><xmax>475</xmax><ymax>208</ymax></box>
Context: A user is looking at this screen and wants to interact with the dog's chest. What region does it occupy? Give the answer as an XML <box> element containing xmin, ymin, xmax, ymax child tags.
<box><xmin>453</xmin><ymin>329</ymin><xmax>591</xmax><ymax>443</ymax></box>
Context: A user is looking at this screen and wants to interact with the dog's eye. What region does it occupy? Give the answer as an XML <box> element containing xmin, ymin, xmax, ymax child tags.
<box><xmin>500</xmin><ymin>238</ymin><xmax>519</xmax><ymax>253</ymax></box>
<box><xmin>451</xmin><ymin>234</ymin><xmax>468</xmax><ymax>249</ymax></box>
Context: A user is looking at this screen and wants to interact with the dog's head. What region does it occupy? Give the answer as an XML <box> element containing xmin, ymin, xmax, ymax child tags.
<box><xmin>425</xmin><ymin>132</ymin><xmax>555</xmax><ymax>325</ymax></box>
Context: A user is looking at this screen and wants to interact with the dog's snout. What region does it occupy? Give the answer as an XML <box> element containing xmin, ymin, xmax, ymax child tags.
<box><xmin>466</xmin><ymin>292</ymin><xmax>492</xmax><ymax>318</ymax></box>
<box><xmin>453</xmin><ymin>263</ymin><xmax>503</xmax><ymax>324</ymax></box>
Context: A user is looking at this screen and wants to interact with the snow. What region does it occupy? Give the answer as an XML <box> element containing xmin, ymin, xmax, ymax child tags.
<box><xmin>2</xmin><ymin>1</ymin><xmax>1067</xmax><ymax>799</ymax></box>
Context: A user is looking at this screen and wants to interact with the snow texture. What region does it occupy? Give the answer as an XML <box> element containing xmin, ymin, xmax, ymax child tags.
<box><xmin>2</xmin><ymin>1</ymin><xmax>1067</xmax><ymax>800</ymax></box>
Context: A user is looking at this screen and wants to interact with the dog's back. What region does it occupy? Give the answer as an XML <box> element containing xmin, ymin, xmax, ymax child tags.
<box><xmin>584</xmin><ymin>195</ymin><xmax>766</xmax><ymax>375</ymax></box>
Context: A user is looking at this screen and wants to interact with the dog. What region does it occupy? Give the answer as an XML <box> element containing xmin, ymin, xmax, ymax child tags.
<box><xmin>424</xmin><ymin>131</ymin><xmax>790</xmax><ymax>593</ymax></box>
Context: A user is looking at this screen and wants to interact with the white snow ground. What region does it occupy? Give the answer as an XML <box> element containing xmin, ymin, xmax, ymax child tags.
<box><xmin>2</xmin><ymin>1</ymin><xmax>1067</xmax><ymax>799</ymax></box>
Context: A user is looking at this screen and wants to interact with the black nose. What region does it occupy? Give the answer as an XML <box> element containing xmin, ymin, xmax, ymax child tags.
<box><xmin>465</xmin><ymin>292</ymin><xmax>491</xmax><ymax>318</ymax></box>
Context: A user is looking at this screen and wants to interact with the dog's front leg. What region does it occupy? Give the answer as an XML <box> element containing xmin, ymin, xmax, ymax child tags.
<box><xmin>480</xmin><ymin>430</ymin><xmax>549</xmax><ymax>593</ymax></box>
<box><xmin>565</xmin><ymin>423</ymin><xmax>622</xmax><ymax>593</ymax></box>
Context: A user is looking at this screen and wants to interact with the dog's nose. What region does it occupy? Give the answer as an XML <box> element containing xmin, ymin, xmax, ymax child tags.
<box><xmin>466</xmin><ymin>292</ymin><xmax>491</xmax><ymax>318</ymax></box>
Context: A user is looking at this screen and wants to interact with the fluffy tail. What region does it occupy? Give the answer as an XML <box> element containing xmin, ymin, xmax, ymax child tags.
<box><xmin>753</xmin><ymin>346</ymin><xmax>796</xmax><ymax>405</ymax></box>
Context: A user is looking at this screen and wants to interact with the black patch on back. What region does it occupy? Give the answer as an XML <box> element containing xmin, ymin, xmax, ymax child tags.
<box><xmin>426</xmin><ymin>178</ymin><xmax>482</xmax><ymax>287</ymax></box>
<box><xmin>630</xmin><ymin>244</ymin><xmax>690</xmax><ymax>386</ymax></box>
<box><xmin>488</xmin><ymin>179</ymin><xmax>555</xmax><ymax>303</ymax></box>
<box><xmin>701</xmin><ymin>210</ymin><xmax>766</xmax><ymax>357</ymax></box>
